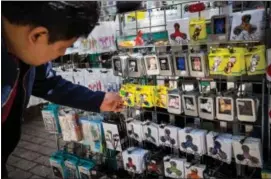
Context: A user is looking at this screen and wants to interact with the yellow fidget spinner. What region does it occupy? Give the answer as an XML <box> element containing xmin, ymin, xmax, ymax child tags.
<box><xmin>189</xmin><ymin>18</ymin><xmax>207</xmax><ymax>41</ymax></box>
<box><xmin>245</xmin><ymin>45</ymin><xmax>266</xmax><ymax>75</ymax></box>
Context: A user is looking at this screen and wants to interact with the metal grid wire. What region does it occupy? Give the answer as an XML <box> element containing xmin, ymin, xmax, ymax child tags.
<box><xmin>46</xmin><ymin>1</ymin><xmax>271</xmax><ymax>179</ymax></box>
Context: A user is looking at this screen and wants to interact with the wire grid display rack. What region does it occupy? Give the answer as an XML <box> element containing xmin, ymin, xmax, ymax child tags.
<box><xmin>49</xmin><ymin>1</ymin><xmax>271</xmax><ymax>179</ymax></box>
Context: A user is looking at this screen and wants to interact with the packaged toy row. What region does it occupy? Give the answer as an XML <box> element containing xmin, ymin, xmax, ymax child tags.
<box><xmin>167</xmin><ymin>9</ymin><xmax>265</xmax><ymax>44</ymax></box>
<box><xmin>124</xmin><ymin>119</ymin><xmax>263</xmax><ymax>168</ymax></box>
<box><xmin>113</xmin><ymin>45</ymin><xmax>266</xmax><ymax>78</ymax></box>
<box><xmin>168</xmin><ymin>90</ymin><xmax>260</xmax><ymax>122</ymax></box>
<box><xmin>119</xmin><ymin>84</ymin><xmax>260</xmax><ymax>122</ymax></box>
<box><xmin>50</xmin><ymin>151</ymin><xmax>95</xmax><ymax>179</ymax></box>
<box><xmin>119</xmin><ymin>84</ymin><xmax>169</xmax><ymax>109</ymax></box>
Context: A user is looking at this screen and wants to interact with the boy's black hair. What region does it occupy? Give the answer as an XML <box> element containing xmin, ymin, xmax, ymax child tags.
<box><xmin>2</xmin><ymin>1</ymin><xmax>100</xmax><ymax>43</ymax></box>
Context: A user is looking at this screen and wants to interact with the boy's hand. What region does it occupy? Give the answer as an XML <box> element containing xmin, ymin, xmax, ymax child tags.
<box><xmin>100</xmin><ymin>92</ymin><xmax>124</xmax><ymax>112</ymax></box>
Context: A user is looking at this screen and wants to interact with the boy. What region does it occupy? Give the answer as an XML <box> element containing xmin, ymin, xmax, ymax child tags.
<box><xmin>1</xmin><ymin>2</ymin><xmax>123</xmax><ymax>177</ymax></box>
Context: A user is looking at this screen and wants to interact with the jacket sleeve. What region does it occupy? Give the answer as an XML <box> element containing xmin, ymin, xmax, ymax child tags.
<box><xmin>32</xmin><ymin>62</ymin><xmax>105</xmax><ymax>112</ymax></box>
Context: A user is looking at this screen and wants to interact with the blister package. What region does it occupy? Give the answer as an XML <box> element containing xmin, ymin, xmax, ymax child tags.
<box><xmin>216</xmin><ymin>96</ymin><xmax>235</xmax><ymax>121</ymax></box>
<box><xmin>41</xmin><ymin>104</ymin><xmax>61</xmax><ymax>134</ymax></box>
<box><xmin>188</xmin><ymin>52</ymin><xmax>208</xmax><ymax>78</ymax></box>
<box><xmin>159</xmin><ymin>125</ymin><xmax>179</xmax><ymax>148</ymax></box>
<box><xmin>179</xmin><ymin>127</ymin><xmax>207</xmax><ymax>156</ymax></box>
<box><xmin>142</xmin><ymin>121</ymin><xmax>160</xmax><ymax>146</ymax></box>
<box><xmin>144</xmin><ymin>54</ymin><xmax>160</xmax><ymax>75</ymax></box>
<box><xmin>172</xmin><ymin>53</ymin><xmax>189</xmax><ymax>77</ymax></box>
<box><xmin>182</xmin><ymin>92</ymin><xmax>199</xmax><ymax>117</ymax></box>
<box><xmin>198</xmin><ymin>95</ymin><xmax>215</xmax><ymax>120</ymax></box>
<box><xmin>64</xmin><ymin>154</ymin><xmax>80</xmax><ymax>179</ymax></box>
<box><xmin>236</xmin><ymin>97</ymin><xmax>259</xmax><ymax>122</ymax></box>
<box><xmin>127</xmin><ymin>53</ymin><xmax>146</xmax><ymax>77</ymax></box>
<box><xmin>59</xmin><ymin>109</ymin><xmax>82</xmax><ymax>142</ymax></box>
<box><xmin>78</xmin><ymin>159</ymin><xmax>96</xmax><ymax>179</ymax></box>
<box><xmin>126</xmin><ymin>118</ymin><xmax>144</xmax><ymax>142</ymax></box>
<box><xmin>163</xmin><ymin>156</ymin><xmax>186</xmax><ymax>179</ymax></box>
<box><xmin>50</xmin><ymin>151</ymin><xmax>68</xmax><ymax>179</ymax></box>
<box><xmin>157</xmin><ymin>54</ymin><xmax>173</xmax><ymax>76</ymax></box>
<box><xmin>189</xmin><ymin>18</ymin><xmax>207</xmax><ymax>41</ymax></box>
<box><xmin>206</xmin><ymin>131</ymin><xmax>233</xmax><ymax>164</ymax></box>
<box><xmin>122</xmin><ymin>147</ymin><xmax>149</xmax><ymax>174</ymax></box>
<box><xmin>232</xmin><ymin>136</ymin><xmax>263</xmax><ymax>168</ymax></box>
<box><xmin>245</xmin><ymin>45</ymin><xmax>266</xmax><ymax>75</ymax></box>
<box><xmin>167</xmin><ymin>89</ymin><xmax>183</xmax><ymax>114</ymax></box>
<box><xmin>112</xmin><ymin>55</ymin><xmax>128</xmax><ymax>77</ymax></box>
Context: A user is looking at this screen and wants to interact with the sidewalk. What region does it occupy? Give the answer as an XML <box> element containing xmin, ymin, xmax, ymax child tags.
<box><xmin>7</xmin><ymin>115</ymin><xmax>56</xmax><ymax>179</ymax></box>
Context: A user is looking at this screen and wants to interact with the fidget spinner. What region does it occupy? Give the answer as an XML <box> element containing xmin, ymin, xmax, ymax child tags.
<box><xmin>187</xmin><ymin>168</ymin><xmax>201</xmax><ymax>179</ymax></box>
<box><xmin>166</xmin><ymin>161</ymin><xmax>182</xmax><ymax>176</ymax></box>
<box><xmin>181</xmin><ymin>135</ymin><xmax>198</xmax><ymax>152</ymax></box>
<box><xmin>209</xmin><ymin>140</ymin><xmax>227</xmax><ymax>160</ymax></box>
<box><xmin>236</xmin><ymin>145</ymin><xmax>259</xmax><ymax>164</ymax></box>
<box><xmin>200</xmin><ymin>100</ymin><xmax>212</xmax><ymax>112</ymax></box>
<box><xmin>127</xmin><ymin>124</ymin><xmax>139</xmax><ymax>139</ymax></box>
<box><xmin>126</xmin><ymin>157</ymin><xmax>136</xmax><ymax>171</ymax></box>
<box><xmin>233</xmin><ymin>14</ymin><xmax>257</xmax><ymax>36</ymax></box>
<box><xmin>147</xmin><ymin>160</ymin><xmax>162</xmax><ymax>175</ymax></box>
<box><xmin>145</xmin><ymin>127</ymin><xmax>156</xmax><ymax>143</ymax></box>
<box><xmin>192</xmin><ymin>25</ymin><xmax>202</xmax><ymax>41</ymax></box>
<box><xmin>160</xmin><ymin>128</ymin><xmax>176</xmax><ymax>146</ymax></box>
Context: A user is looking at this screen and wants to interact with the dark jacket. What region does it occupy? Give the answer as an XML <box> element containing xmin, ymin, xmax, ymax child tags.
<box><xmin>1</xmin><ymin>39</ymin><xmax>105</xmax><ymax>122</ymax></box>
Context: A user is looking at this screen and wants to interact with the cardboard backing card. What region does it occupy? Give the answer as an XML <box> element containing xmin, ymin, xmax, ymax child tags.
<box><xmin>159</xmin><ymin>125</ymin><xmax>179</xmax><ymax>148</ymax></box>
<box><xmin>172</xmin><ymin>53</ymin><xmax>189</xmax><ymax>76</ymax></box>
<box><xmin>232</xmin><ymin>136</ymin><xmax>263</xmax><ymax>168</ymax></box>
<box><xmin>103</xmin><ymin>122</ymin><xmax>124</xmax><ymax>151</ymax></box>
<box><xmin>163</xmin><ymin>156</ymin><xmax>186</xmax><ymax>179</ymax></box>
<box><xmin>206</xmin><ymin>131</ymin><xmax>233</xmax><ymax>164</ymax></box>
<box><xmin>236</xmin><ymin>97</ymin><xmax>259</xmax><ymax>122</ymax></box>
<box><xmin>188</xmin><ymin>53</ymin><xmax>208</xmax><ymax>78</ymax></box>
<box><xmin>144</xmin><ymin>54</ymin><xmax>160</xmax><ymax>75</ymax></box>
<box><xmin>157</xmin><ymin>54</ymin><xmax>173</xmax><ymax>76</ymax></box>
<box><xmin>198</xmin><ymin>95</ymin><xmax>215</xmax><ymax>120</ymax></box>
<box><xmin>182</xmin><ymin>93</ymin><xmax>199</xmax><ymax>117</ymax></box>
<box><xmin>216</xmin><ymin>96</ymin><xmax>235</xmax><ymax>121</ymax></box>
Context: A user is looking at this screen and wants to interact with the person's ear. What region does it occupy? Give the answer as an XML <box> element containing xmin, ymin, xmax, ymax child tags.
<box><xmin>28</xmin><ymin>27</ymin><xmax>49</xmax><ymax>45</ymax></box>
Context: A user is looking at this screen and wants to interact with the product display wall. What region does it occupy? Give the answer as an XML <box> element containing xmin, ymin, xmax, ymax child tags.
<box><xmin>40</xmin><ymin>1</ymin><xmax>271</xmax><ymax>179</ymax></box>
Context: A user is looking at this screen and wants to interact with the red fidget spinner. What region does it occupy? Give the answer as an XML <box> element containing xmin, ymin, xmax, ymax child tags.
<box><xmin>185</xmin><ymin>2</ymin><xmax>206</xmax><ymax>13</ymax></box>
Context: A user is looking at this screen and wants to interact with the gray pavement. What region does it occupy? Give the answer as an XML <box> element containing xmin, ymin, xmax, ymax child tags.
<box><xmin>6</xmin><ymin>114</ymin><xmax>56</xmax><ymax>179</ymax></box>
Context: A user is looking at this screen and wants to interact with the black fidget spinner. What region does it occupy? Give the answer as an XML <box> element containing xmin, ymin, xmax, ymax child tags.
<box><xmin>145</xmin><ymin>127</ymin><xmax>156</xmax><ymax>143</ymax></box>
<box><xmin>236</xmin><ymin>145</ymin><xmax>259</xmax><ymax>164</ymax></box>
<box><xmin>160</xmin><ymin>128</ymin><xmax>176</xmax><ymax>145</ymax></box>
<box><xmin>127</xmin><ymin>124</ymin><xmax>139</xmax><ymax>139</ymax></box>
<box><xmin>181</xmin><ymin>135</ymin><xmax>198</xmax><ymax>152</ymax></box>
<box><xmin>209</xmin><ymin>140</ymin><xmax>227</xmax><ymax>160</ymax></box>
